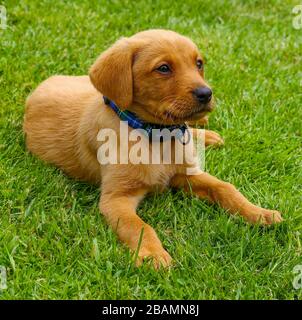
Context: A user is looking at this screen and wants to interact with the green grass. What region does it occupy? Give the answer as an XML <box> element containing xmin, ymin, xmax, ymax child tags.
<box><xmin>1</xmin><ymin>0</ymin><xmax>302</xmax><ymax>299</ymax></box>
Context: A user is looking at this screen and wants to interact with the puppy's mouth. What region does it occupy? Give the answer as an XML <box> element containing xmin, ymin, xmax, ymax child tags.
<box><xmin>131</xmin><ymin>100</ymin><xmax>214</xmax><ymax>125</ymax></box>
<box><xmin>163</xmin><ymin>103</ymin><xmax>214</xmax><ymax>123</ymax></box>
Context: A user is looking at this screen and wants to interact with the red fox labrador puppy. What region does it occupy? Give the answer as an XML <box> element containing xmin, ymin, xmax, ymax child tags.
<box><xmin>24</xmin><ymin>29</ymin><xmax>282</xmax><ymax>268</ymax></box>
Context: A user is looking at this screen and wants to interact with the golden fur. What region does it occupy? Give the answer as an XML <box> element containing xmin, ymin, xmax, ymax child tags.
<box><xmin>24</xmin><ymin>30</ymin><xmax>282</xmax><ymax>268</ymax></box>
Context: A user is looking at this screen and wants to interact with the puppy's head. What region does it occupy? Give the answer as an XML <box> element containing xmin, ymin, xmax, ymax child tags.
<box><xmin>90</xmin><ymin>29</ymin><xmax>214</xmax><ymax>125</ymax></box>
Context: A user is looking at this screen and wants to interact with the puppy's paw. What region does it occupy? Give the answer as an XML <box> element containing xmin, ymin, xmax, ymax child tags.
<box><xmin>204</xmin><ymin>130</ymin><xmax>224</xmax><ymax>147</ymax></box>
<box><xmin>135</xmin><ymin>246</ymin><xmax>172</xmax><ymax>269</ymax></box>
<box><xmin>245</xmin><ymin>207</ymin><xmax>283</xmax><ymax>225</ymax></box>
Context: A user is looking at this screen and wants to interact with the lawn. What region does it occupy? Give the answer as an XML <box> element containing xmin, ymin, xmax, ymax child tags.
<box><xmin>0</xmin><ymin>0</ymin><xmax>302</xmax><ymax>299</ymax></box>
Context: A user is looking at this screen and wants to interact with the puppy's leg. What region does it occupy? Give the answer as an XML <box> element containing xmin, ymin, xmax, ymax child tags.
<box><xmin>170</xmin><ymin>173</ymin><xmax>282</xmax><ymax>225</ymax></box>
<box><xmin>192</xmin><ymin>128</ymin><xmax>224</xmax><ymax>147</ymax></box>
<box><xmin>99</xmin><ymin>188</ymin><xmax>172</xmax><ymax>268</ymax></box>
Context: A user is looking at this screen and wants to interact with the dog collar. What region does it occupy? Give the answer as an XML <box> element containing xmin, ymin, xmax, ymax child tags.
<box><xmin>103</xmin><ymin>96</ymin><xmax>190</xmax><ymax>143</ymax></box>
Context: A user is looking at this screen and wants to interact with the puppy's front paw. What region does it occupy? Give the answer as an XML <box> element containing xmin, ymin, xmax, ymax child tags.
<box><xmin>135</xmin><ymin>246</ymin><xmax>172</xmax><ymax>269</ymax></box>
<box><xmin>245</xmin><ymin>207</ymin><xmax>283</xmax><ymax>225</ymax></box>
<box><xmin>204</xmin><ymin>130</ymin><xmax>224</xmax><ymax>147</ymax></box>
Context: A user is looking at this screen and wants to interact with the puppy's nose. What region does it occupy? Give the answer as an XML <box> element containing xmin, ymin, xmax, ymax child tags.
<box><xmin>193</xmin><ymin>86</ymin><xmax>212</xmax><ymax>104</ymax></box>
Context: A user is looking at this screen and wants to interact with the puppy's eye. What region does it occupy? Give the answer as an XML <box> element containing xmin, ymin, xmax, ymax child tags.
<box><xmin>196</xmin><ymin>59</ymin><xmax>203</xmax><ymax>70</ymax></box>
<box><xmin>156</xmin><ymin>64</ymin><xmax>171</xmax><ymax>74</ymax></box>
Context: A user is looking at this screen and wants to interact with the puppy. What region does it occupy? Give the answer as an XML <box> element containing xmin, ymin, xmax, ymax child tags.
<box><xmin>24</xmin><ymin>29</ymin><xmax>282</xmax><ymax>268</ymax></box>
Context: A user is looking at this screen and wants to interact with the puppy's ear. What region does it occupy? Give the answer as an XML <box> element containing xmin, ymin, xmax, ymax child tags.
<box><xmin>89</xmin><ymin>38</ymin><xmax>135</xmax><ymax>110</ymax></box>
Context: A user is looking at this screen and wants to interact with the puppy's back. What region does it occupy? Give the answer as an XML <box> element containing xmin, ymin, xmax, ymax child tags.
<box><xmin>24</xmin><ymin>75</ymin><xmax>101</xmax><ymax>181</ymax></box>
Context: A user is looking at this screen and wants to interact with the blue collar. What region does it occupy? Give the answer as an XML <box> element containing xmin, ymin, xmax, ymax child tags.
<box><xmin>103</xmin><ymin>96</ymin><xmax>190</xmax><ymax>143</ymax></box>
